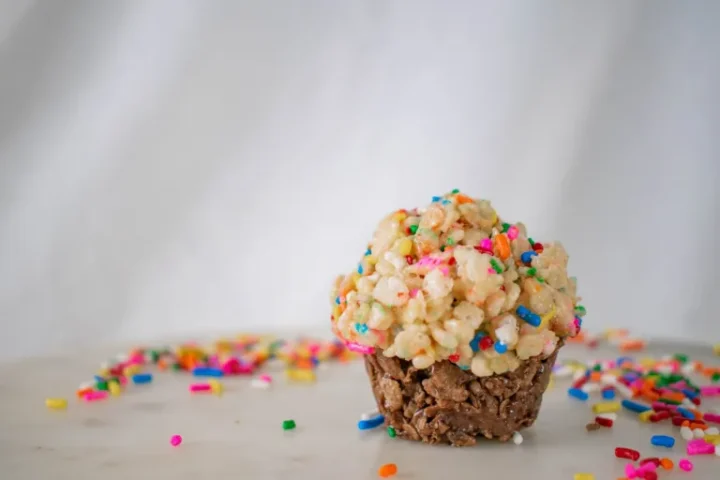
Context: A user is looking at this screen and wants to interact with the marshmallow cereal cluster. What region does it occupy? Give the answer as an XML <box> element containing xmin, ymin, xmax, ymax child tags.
<box><xmin>330</xmin><ymin>190</ymin><xmax>585</xmax><ymax>377</ymax></box>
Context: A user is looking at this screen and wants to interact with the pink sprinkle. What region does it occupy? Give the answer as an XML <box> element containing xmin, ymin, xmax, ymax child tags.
<box><xmin>409</xmin><ymin>289</ymin><xmax>419</xmax><ymax>298</ymax></box>
<box><xmin>308</xmin><ymin>344</ymin><xmax>321</xmax><ymax>355</ymax></box>
<box><xmin>704</xmin><ymin>413</ymin><xmax>720</xmax><ymax>424</ymax></box>
<box><xmin>345</xmin><ymin>342</ymin><xmax>375</xmax><ymax>355</ymax></box>
<box><xmin>128</xmin><ymin>352</ymin><xmax>145</xmax><ymax>365</ymax></box>
<box><xmin>487</xmin><ymin>268</ymin><xmax>495</xmax><ymax>274</ymax></box>
<box><xmin>480</xmin><ymin>238</ymin><xmax>493</xmax><ymax>251</ymax></box>
<box><xmin>637</xmin><ymin>462</ymin><xmax>657</xmax><ymax>473</ymax></box>
<box><xmin>170</xmin><ymin>434</ymin><xmax>182</xmax><ymax>447</ymax></box>
<box><xmin>507</xmin><ymin>225</ymin><xmax>519</xmax><ymax>240</ymax></box>
<box><xmin>189</xmin><ymin>383</ymin><xmax>212</xmax><ymax>393</ymax></box>
<box><xmin>624</xmin><ymin>463</ymin><xmax>637</xmax><ymax>479</ymax></box>
<box><xmin>118</xmin><ymin>376</ymin><xmax>128</xmax><ymax>386</ymax></box>
<box><xmin>687</xmin><ymin>440</ymin><xmax>715</xmax><ymax>455</ymax></box>
<box><xmin>678</xmin><ymin>459</ymin><xmax>693</xmax><ymax>472</ymax></box>
<box><xmin>652</xmin><ymin>401</ymin><xmax>677</xmax><ymax>412</ymax></box>
<box><xmin>259</xmin><ymin>374</ymin><xmax>272</xmax><ymax>383</ymax></box>
<box><xmin>700</xmin><ymin>386</ymin><xmax>720</xmax><ymax>396</ymax></box>
<box><xmin>83</xmin><ymin>391</ymin><xmax>109</xmax><ymax>402</ymax></box>
<box><xmin>439</xmin><ymin>267</ymin><xmax>449</xmax><ymax>276</ymax></box>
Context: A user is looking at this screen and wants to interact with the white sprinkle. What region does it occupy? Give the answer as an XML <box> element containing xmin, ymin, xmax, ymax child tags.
<box><xmin>600</xmin><ymin>374</ymin><xmax>617</xmax><ymax>385</ymax></box>
<box><xmin>360</xmin><ymin>410</ymin><xmax>380</xmax><ymax>421</ymax></box>
<box><xmin>512</xmin><ymin>431</ymin><xmax>523</xmax><ymax>445</ymax></box>
<box><xmin>597</xmin><ymin>413</ymin><xmax>618</xmax><ymax>421</ymax></box>
<box><xmin>681</xmin><ymin>398</ymin><xmax>694</xmax><ymax>407</ymax></box>
<box><xmin>693</xmin><ymin>428</ymin><xmax>705</xmax><ymax>439</ymax></box>
<box><xmin>581</xmin><ymin>383</ymin><xmax>600</xmax><ymax>393</ymax></box>
<box><xmin>614</xmin><ymin>383</ymin><xmax>634</xmax><ymax>398</ymax></box>
<box><xmin>680</xmin><ymin>426</ymin><xmax>694</xmax><ymax>441</ymax></box>
<box><xmin>706</xmin><ymin>427</ymin><xmax>719</xmax><ymax>436</ymax></box>
<box><xmin>572</xmin><ymin>370</ymin><xmax>586</xmax><ymax>381</ymax></box>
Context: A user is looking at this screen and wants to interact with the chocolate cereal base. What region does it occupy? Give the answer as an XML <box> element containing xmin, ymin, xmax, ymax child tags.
<box><xmin>363</xmin><ymin>345</ymin><xmax>561</xmax><ymax>447</ymax></box>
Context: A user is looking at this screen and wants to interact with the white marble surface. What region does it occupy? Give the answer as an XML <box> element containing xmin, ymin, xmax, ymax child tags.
<box><xmin>1</xmin><ymin>340</ymin><xmax>718</xmax><ymax>479</ymax></box>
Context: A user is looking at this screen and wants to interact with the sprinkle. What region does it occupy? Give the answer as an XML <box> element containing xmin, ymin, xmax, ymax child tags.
<box><xmin>621</xmin><ymin>399</ymin><xmax>651</xmax><ymax>413</ymax></box>
<box><xmin>345</xmin><ymin>342</ymin><xmax>375</xmax><ymax>355</ymax></box>
<box><xmin>602</xmin><ymin>388</ymin><xmax>616</xmax><ymax>400</ymax></box>
<box><xmin>516</xmin><ymin>305</ymin><xmax>541</xmax><ymax>327</ymax></box>
<box><xmin>659</xmin><ymin>458</ymin><xmax>673</xmax><ymax>470</ymax></box>
<box><xmin>678</xmin><ymin>459</ymin><xmax>693</xmax><ymax>471</ymax></box>
<box><xmin>686</xmin><ymin>439</ymin><xmax>714</xmax><ymax>455</ymax></box>
<box><xmin>358</xmin><ymin>415</ymin><xmax>385</xmax><ymax>430</ymax></box>
<box><xmin>595</xmin><ymin>416</ymin><xmax>613</xmax><ymax>427</ymax></box>
<box><xmin>512</xmin><ymin>431</ymin><xmax>523</xmax><ymax>445</ymax></box>
<box><xmin>507</xmin><ymin>225</ymin><xmax>519</xmax><ymax>240</ymax></box>
<box><xmin>189</xmin><ymin>383</ymin><xmax>212</xmax><ymax>393</ymax></box>
<box><xmin>585</xmin><ymin>422</ymin><xmax>601</xmax><ymax>431</ymax></box>
<box><xmin>568</xmin><ymin>388</ymin><xmax>589</xmax><ymax>401</ymax></box>
<box><xmin>693</xmin><ymin>428</ymin><xmax>705</xmax><ymax>439</ymax></box>
<box><xmin>377</xmin><ymin>463</ymin><xmax>398</xmax><ymax>478</ymax></box>
<box><xmin>357</xmin><ymin>264</ymin><xmax>364</xmax><ymax>274</ymax></box>
<box><xmin>132</xmin><ymin>373</ymin><xmax>152</xmax><ymax>384</ymax></box>
<box><xmin>469</xmin><ymin>332</ymin><xmax>485</xmax><ymax>352</ymax></box>
<box><xmin>45</xmin><ymin>398</ymin><xmax>68</xmax><ymax>410</ymax></box>
<box><xmin>677</xmin><ymin>407</ymin><xmax>695</xmax><ymax>419</ymax></box>
<box><xmin>192</xmin><ymin>367</ymin><xmax>224</xmax><ymax>378</ymax></box>
<box><xmin>355</xmin><ymin>323</ymin><xmax>369</xmax><ymax>334</ymax></box>
<box><xmin>680</xmin><ymin>426</ymin><xmax>694</xmax><ymax>441</ymax></box>
<box><xmin>83</xmin><ymin>391</ymin><xmax>108</xmax><ymax>402</ymax></box>
<box><xmin>592</xmin><ymin>401</ymin><xmax>621</xmax><ymax>414</ymax></box>
<box><xmin>431</xmin><ymin>196</ymin><xmax>441</xmax><ymax>202</ymax></box>
<box><xmin>650</xmin><ymin>435</ymin><xmax>675</xmax><ymax>448</ymax></box>
<box><xmin>282</xmin><ymin>419</ymin><xmax>296</xmax><ymax>430</ymax></box>
<box><xmin>704</xmin><ymin>412</ymin><xmax>720</xmax><ymax>424</ymax></box>
<box><xmin>494</xmin><ymin>342</ymin><xmax>508</xmax><ymax>354</ymax></box>
<box><xmin>286</xmin><ymin>368</ymin><xmax>316</xmax><ymax>383</ymax></box>
<box><xmin>624</xmin><ymin>463</ymin><xmax>637</xmax><ymax>478</ymax></box>
<box><xmin>170</xmin><ymin>434</ymin><xmax>182</xmax><ymax>446</ymax></box>
<box><xmin>597</xmin><ymin>412</ymin><xmax>618</xmax><ymax>421</ymax></box>
<box><xmin>615</xmin><ymin>447</ymin><xmax>641</xmax><ymax>461</ymax></box>
<box><xmin>387</xmin><ymin>426</ymin><xmax>396</xmax><ymax>438</ymax></box>
<box><xmin>108</xmin><ymin>381</ymin><xmax>121</xmax><ymax>396</ymax></box>
<box><xmin>361</xmin><ymin>410</ymin><xmax>380</xmax><ymax>421</ymax></box>
<box><xmin>573</xmin><ymin>474</ymin><xmax>594</xmax><ymax>480</ymax></box>
<box><xmin>520</xmin><ymin>251</ymin><xmax>537</xmax><ymax>264</ymax></box>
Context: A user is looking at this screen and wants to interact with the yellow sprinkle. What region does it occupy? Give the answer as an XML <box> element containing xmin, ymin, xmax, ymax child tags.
<box><xmin>45</xmin><ymin>398</ymin><xmax>68</xmax><ymax>410</ymax></box>
<box><xmin>639</xmin><ymin>410</ymin><xmax>654</xmax><ymax>422</ymax></box>
<box><xmin>392</xmin><ymin>211</ymin><xmax>407</xmax><ymax>222</ymax></box>
<box><xmin>490</xmin><ymin>211</ymin><xmax>498</xmax><ymax>224</ymax></box>
<box><xmin>98</xmin><ymin>368</ymin><xmax>111</xmax><ymax>377</ymax></box>
<box><xmin>592</xmin><ymin>402</ymin><xmax>621</xmax><ymax>414</ymax></box>
<box><xmin>108</xmin><ymin>381</ymin><xmax>121</xmax><ymax>397</ymax></box>
<box><xmin>286</xmin><ymin>368</ymin><xmax>316</xmax><ymax>382</ymax></box>
<box><xmin>573</xmin><ymin>474</ymin><xmax>594</xmax><ymax>480</ymax></box>
<box><xmin>398</xmin><ymin>238</ymin><xmax>413</xmax><ymax>256</ymax></box>
<box><xmin>714</xmin><ymin>343</ymin><xmax>720</xmax><ymax>355</ymax></box>
<box><xmin>539</xmin><ymin>305</ymin><xmax>556</xmax><ymax>330</ymax></box>
<box><xmin>209</xmin><ymin>379</ymin><xmax>224</xmax><ymax>395</ymax></box>
<box><xmin>639</xmin><ymin>358</ymin><xmax>656</xmax><ymax>368</ymax></box>
<box><xmin>123</xmin><ymin>365</ymin><xmax>141</xmax><ymax>377</ymax></box>
<box><xmin>704</xmin><ymin>434</ymin><xmax>720</xmax><ymax>444</ymax></box>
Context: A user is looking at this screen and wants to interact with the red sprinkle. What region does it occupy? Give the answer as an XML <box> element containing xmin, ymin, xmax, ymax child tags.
<box><xmin>615</xmin><ymin>447</ymin><xmax>641</xmax><ymax>461</ymax></box>
<box><xmin>448</xmin><ymin>354</ymin><xmax>460</xmax><ymax>363</ymax></box>
<box><xmin>595</xmin><ymin>416</ymin><xmax>613</xmax><ymax>428</ymax></box>
<box><xmin>672</xmin><ymin>416</ymin><xmax>686</xmax><ymax>426</ymax></box>
<box><xmin>643</xmin><ymin>471</ymin><xmax>658</xmax><ymax>480</ymax></box>
<box><xmin>405</xmin><ymin>255</ymin><xmax>415</xmax><ymax>265</ymax></box>
<box><xmin>691</xmin><ymin>397</ymin><xmax>701</xmax><ymax>406</ymax></box>
<box><xmin>532</xmin><ymin>242</ymin><xmax>544</xmax><ymax>253</ymax></box>
<box><xmin>650</xmin><ymin>411</ymin><xmax>671</xmax><ymax>423</ymax></box>
<box><xmin>572</xmin><ymin>376</ymin><xmax>589</xmax><ymax>389</ymax></box>
<box><xmin>479</xmin><ymin>336</ymin><xmax>494</xmax><ymax>351</ymax></box>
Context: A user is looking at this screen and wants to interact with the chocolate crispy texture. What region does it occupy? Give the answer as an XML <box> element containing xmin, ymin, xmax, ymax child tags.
<box><xmin>364</xmin><ymin>346</ymin><xmax>560</xmax><ymax>447</ymax></box>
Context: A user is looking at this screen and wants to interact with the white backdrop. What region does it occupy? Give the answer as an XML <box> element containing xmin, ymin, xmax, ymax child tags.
<box><xmin>1</xmin><ymin>0</ymin><xmax>719</xmax><ymax>360</ymax></box>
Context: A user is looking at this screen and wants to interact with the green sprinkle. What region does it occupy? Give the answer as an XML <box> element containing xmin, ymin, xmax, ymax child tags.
<box><xmin>150</xmin><ymin>350</ymin><xmax>160</xmax><ymax>363</ymax></box>
<box><xmin>574</xmin><ymin>305</ymin><xmax>587</xmax><ymax>316</ymax></box>
<box><xmin>528</xmin><ymin>237</ymin><xmax>535</xmax><ymax>246</ymax></box>
<box><xmin>712</xmin><ymin>372</ymin><xmax>720</xmax><ymax>383</ymax></box>
<box><xmin>95</xmin><ymin>380</ymin><xmax>108</xmax><ymax>391</ymax></box>
<box><xmin>489</xmin><ymin>258</ymin><xmax>503</xmax><ymax>274</ymax></box>
<box><xmin>673</xmin><ymin>354</ymin><xmax>688</xmax><ymax>364</ymax></box>
<box><xmin>282</xmin><ymin>419</ymin><xmax>296</xmax><ymax>430</ymax></box>
<box><xmin>387</xmin><ymin>426</ymin><xmax>396</xmax><ymax>438</ymax></box>
<box><xmin>536</xmin><ymin>277</ymin><xmax>545</xmax><ymax>283</ymax></box>
<box><xmin>451</xmin><ymin>188</ymin><xmax>460</xmax><ymax>194</ymax></box>
<box><xmin>501</xmin><ymin>222</ymin><xmax>510</xmax><ymax>233</ymax></box>
<box><xmin>657</xmin><ymin>398</ymin><xmax>681</xmax><ymax>406</ymax></box>
<box><xmin>440</xmin><ymin>245</ymin><xmax>446</xmax><ymax>252</ymax></box>
<box><xmin>409</xmin><ymin>224</ymin><xmax>418</xmax><ymax>235</ymax></box>
<box><xmin>446</xmin><ymin>237</ymin><xmax>455</xmax><ymax>246</ymax></box>
<box><xmin>526</xmin><ymin>267</ymin><xmax>537</xmax><ymax>277</ymax></box>
<box><xmin>592</xmin><ymin>364</ymin><xmax>602</xmax><ymax>372</ymax></box>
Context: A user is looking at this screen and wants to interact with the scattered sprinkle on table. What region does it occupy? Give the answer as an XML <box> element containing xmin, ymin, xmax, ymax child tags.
<box><xmin>170</xmin><ymin>434</ymin><xmax>182</xmax><ymax>446</ymax></box>
<box><xmin>282</xmin><ymin>419</ymin><xmax>296</xmax><ymax>430</ymax></box>
<box><xmin>387</xmin><ymin>426</ymin><xmax>396</xmax><ymax>438</ymax></box>
<box><xmin>44</xmin><ymin>398</ymin><xmax>67</xmax><ymax>410</ymax></box>
<box><xmin>650</xmin><ymin>435</ymin><xmax>675</xmax><ymax>448</ymax></box>
<box><xmin>377</xmin><ymin>463</ymin><xmax>397</xmax><ymax>478</ymax></box>
<box><xmin>573</xmin><ymin>473</ymin><xmax>594</xmax><ymax>480</ymax></box>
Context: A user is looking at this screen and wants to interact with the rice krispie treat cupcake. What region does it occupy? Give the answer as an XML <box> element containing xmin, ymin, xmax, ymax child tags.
<box><xmin>330</xmin><ymin>190</ymin><xmax>585</xmax><ymax>446</ymax></box>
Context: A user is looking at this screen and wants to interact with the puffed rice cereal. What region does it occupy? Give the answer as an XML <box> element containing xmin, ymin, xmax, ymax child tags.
<box><xmin>330</xmin><ymin>190</ymin><xmax>585</xmax><ymax>376</ymax></box>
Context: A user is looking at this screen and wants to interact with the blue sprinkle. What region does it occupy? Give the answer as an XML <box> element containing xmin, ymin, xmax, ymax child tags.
<box><xmin>515</xmin><ymin>305</ymin><xmax>530</xmax><ymax>318</ymax></box>
<box><xmin>192</xmin><ymin>367</ymin><xmax>224</xmax><ymax>378</ymax></box>
<box><xmin>94</xmin><ymin>375</ymin><xmax>106</xmax><ymax>382</ymax></box>
<box><xmin>335</xmin><ymin>296</ymin><xmax>341</xmax><ymax>305</ymax></box>
<box><xmin>357</xmin><ymin>264</ymin><xmax>364</xmax><ymax>274</ymax></box>
<box><xmin>520</xmin><ymin>251</ymin><xmax>537</xmax><ymax>263</ymax></box>
<box><xmin>431</xmin><ymin>196</ymin><xmax>441</xmax><ymax>202</ymax></box>
<box><xmin>621</xmin><ymin>399</ymin><xmax>651</xmax><ymax>413</ymax></box>
<box><xmin>441</xmin><ymin>199</ymin><xmax>451</xmax><ymax>205</ymax></box>
<box><xmin>132</xmin><ymin>373</ymin><xmax>152</xmax><ymax>384</ymax></box>
<box><xmin>494</xmin><ymin>342</ymin><xmax>508</xmax><ymax>354</ymax></box>
<box><xmin>357</xmin><ymin>415</ymin><xmax>385</xmax><ymax>430</ymax></box>
<box><xmin>677</xmin><ymin>407</ymin><xmax>695</xmax><ymax>420</ymax></box>
<box><xmin>310</xmin><ymin>356</ymin><xmax>319</xmax><ymax>366</ymax></box>
<box><xmin>364</xmin><ymin>248</ymin><xmax>371</xmax><ymax>256</ymax></box>
<box><xmin>524</xmin><ymin>313</ymin><xmax>541</xmax><ymax>327</ymax></box>
<box><xmin>355</xmin><ymin>323</ymin><xmax>368</xmax><ymax>334</ymax></box>
<box><xmin>469</xmin><ymin>332</ymin><xmax>485</xmax><ymax>352</ymax></box>
<box><xmin>650</xmin><ymin>435</ymin><xmax>675</xmax><ymax>448</ymax></box>
<box><xmin>681</xmin><ymin>388</ymin><xmax>698</xmax><ymax>399</ymax></box>
<box><xmin>617</xmin><ymin>356</ymin><xmax>634</xmax><ymax>366</ymax></box>
<box><xmin>459</xmin><ymin>365</ymin><xmax>470</xmax><ymax>371</ymax></box>
<box><xmin>602</xmin><ymin>389</ymin><xmax>616</xmax><ymax>400</ymax></box>
<box><xmin>568</xmin><ymin>388</ymin><xmax>589</xmax><ymax>401</ymax></box>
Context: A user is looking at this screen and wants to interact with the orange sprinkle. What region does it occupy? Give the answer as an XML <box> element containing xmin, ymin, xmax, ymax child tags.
<box><xmin>294</xmin><ymin>359</ymin><xmax>313</xmax><ymax>370</ymax></box>
<box><xmin>590</xmin><ymin>372</ymin><xmax>602</xmax><ymax>382</ymax></box>
<box><xmin>378</xmin><ymin>463</ymin><xmax>398</xmax><ymax>478</ymax></box>
<box><xmin>682</xmin><ymin>420</ymin><xmax>691</xmax><ymax>428</ymax></box>
<box><xmin>619</xmin><ymin>340</ymin><xmax>646</xmax><ymax>352</ymax></box>
<box><xmin>690</xmin><ymin>422</ymin><xmax>707</xmax><ymax>431</ymax></box>
<box><xmin>660</xmin><ymin>458</ymin><xmax>673</xmax><ymax>470</ymax></box>
<box><xmin>689</xmin><ymin>409</ymin><xmax>703</xmax><ymax>419</ymax></box>
<box><xmin>455</xmin><ymin>194</ymin><xmax>473</xmax><ymax>204</ymax></box>
<box><xmin>76</xmin><ymin>388</ymin><xmax>92</xmax><ymax>398</ymax></box>
<box><xmin>660</xmin><ymin>392</ymin><xmax>684</xmax><ymax>402</ymax></box>
<box><xmin>494</xmin><ymin>234</ymin><xmax>511</xmax><ymax>260</ymax></box>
